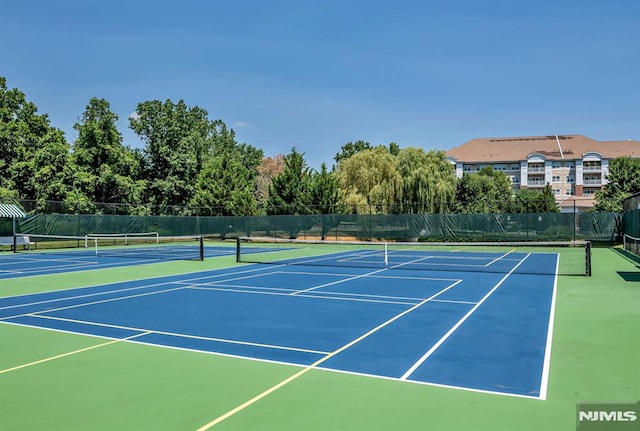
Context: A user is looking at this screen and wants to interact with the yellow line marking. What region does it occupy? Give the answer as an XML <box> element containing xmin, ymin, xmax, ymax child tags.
<box><xmin>195</xmin><ymin>279</ymin><xmax>463</xmax><ymax>431</ymax></box>
<box><xmin>0</xmin><ymin>331</ymin><xmax>150</xmax><ymax>375</ymax></box>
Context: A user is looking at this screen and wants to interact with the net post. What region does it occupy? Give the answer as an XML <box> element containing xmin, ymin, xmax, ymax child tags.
<box><xmin>12</xmin><ymin>234</ymin><xmax>17</xmax><ymax>253</ymax></box>
<box><xmin>384</xmin><ymin>242</ymin><xmax>388</xmax><ymax>265</ymax></box>
<box><xmin>199</xmin><ymin>236</ymin><xmax>204</xmax><ymax>261</ymax></box>
<box><xmin>585</xmin><ymin>241</ymin><xmax>592</xmax><ymax>276</ymax></box>
<box><xmin>236</xmin><ymin>237</ymin><xmax>241</xmax><ymax>263</ymax></box>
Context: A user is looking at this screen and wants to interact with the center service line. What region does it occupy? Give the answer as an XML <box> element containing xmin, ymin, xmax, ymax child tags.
<box><xmin>400</xmin><ymin>253</ymin><xmax>531</xmax><ymax>380</ymax></box>
<box><xmin>195</xmin><ymin>278</ymin><xmax>463</xmax><ymax>431</ymax></box>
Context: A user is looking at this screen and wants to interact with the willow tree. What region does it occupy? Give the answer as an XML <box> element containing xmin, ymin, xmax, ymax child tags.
<box><xmin>335</xmin><ymin>146</ymin><xmax>401</xmax><ymax>214</ymax></box>
<box><xmin>396</xmin><ymin>148</ymin><xmax>456</xmax><ymax>213</ymax></box>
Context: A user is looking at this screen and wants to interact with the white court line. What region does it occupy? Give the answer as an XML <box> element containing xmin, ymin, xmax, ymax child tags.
<box><xmin>0</xmin><ymin>256</ymin><xmax>162</xmax><ymax>277</ymax></box>
<box><xmin>24</xmin><ymin>313</ymin><xmax>330</xmax><ymax>355</ymax></box>
<box><xmin>316</xmin><ymin>366</ymin><xmax>542</xmax><ymax>400</ymax></box>
<box><xmin>400</xmin><ymin>253</ymin><xmax>532</xmax><ymax>381</ymax></box>
<box><xmin>188</xmin><ymin>286</ymin><xmax>417</xmax><ymax>306</ymax></box>
<box><xmin>185</xmin><ymin>281</ymin><xmax>473</xmax><ymax>305</ymax></box>
<box><xmin>0</xmin><ymin>279</ymin><xmax>195</xmax><ymax>312</ymax></box>
<box><xmin>538</xmin><ymin>254</ymin><xmax>560</xmax><ymax>400</ymax></box>
<box><xmin>275</xmin><ymin>269</ymin><xmax>460</xmax><ymax>282</ymax></box>
<box><xmin>289</xmin><ymin>253</ymin><xmax>440</xmax><ymax>296</ymax></box>
<box><xmin>0</xmin><ymin>262</ymin><xmax>285</xmax><ymax>302</ymax></box>
<box><xmin>0</xmin><ymin>286</ymin><xmax>188</xmax><ymax>321</ymax></box>
<box><xmin>482</xmin><ymin>249</ymin><xmax>518</xmax><ymax>267</ymax></box>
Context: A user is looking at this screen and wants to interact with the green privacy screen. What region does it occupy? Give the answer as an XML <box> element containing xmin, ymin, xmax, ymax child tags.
<box><xmin>15</xmin><ymin>212</ymin><xmax>619</xmax><ymax>242</ymax></box>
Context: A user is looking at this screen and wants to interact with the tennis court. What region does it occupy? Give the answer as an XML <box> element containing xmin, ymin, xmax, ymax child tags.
<box><xmin>0</xmin><ymin>234</ymin><xmax>244</xmax><ymax>279</ymax></box>
<box><xmin>1</xmin><ymin>241</ymin><xmax>565</xmax><ymax>397</ymax></box>
<box><xmin>1</xmin><ymin>238</ymin><xmax>637</xmax><ymax>431</ymax></box>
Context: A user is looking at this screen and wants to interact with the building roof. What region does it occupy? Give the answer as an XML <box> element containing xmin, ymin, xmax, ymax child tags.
<box><xmin>0</xmin><ymin>203</ymin><xmax>27</xmax><ymax>218</ymax></box>
<box><xmin>445</xmin><ymin>134</ymin><xmax>640</xmax><ymax>163</ymax></box>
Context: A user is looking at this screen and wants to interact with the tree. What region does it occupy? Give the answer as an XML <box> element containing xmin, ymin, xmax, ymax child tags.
<box><xmin>310</xmin><ymin>163</ymin><xmax>343</xmax><ymax>239</ymax></box>
<box><xmin>72</xmin><ymin>97</ymin><xmax>145</xmax><ymax>209</ymax></box>
<box><xmin>513</xmin><ymin>186</ymin><xmax>559</xmax><ymax>213</ymax></box>
<box><xmin>334</xmin><ymin>140</ymin><xmax>372</xmax><ymax>164</ymax></box>
<box><xmin>266</xmin><ymin>148</ymin><xmax>313</xmax><ymax>215</ymax></box>
<box><xmin>335</xmin><ymin>146</ymin><xmax>401</xmax><ymax>213</ymax></box>
<box><xmin>190</xmin><ymin>125</ymin><xmax>263</xmax><ymax>216</ymax></box>
<box><xmin>594</xmin><ymin>157</ymin><xmax>640</xmax><ymax>212</ymax></box>
<box><xmin>129</xmin><ymin>99</ymin><xmax>213</xmax><ymax>210</ymax></box>
<box><xmin>256</xmin><ymin>155</ymin><xmax>285</xmax><ymax>206</ymax></box>
<box><xmin>191</xmin><ymin>156</ymin><xmax>258</xmax><ymax>216</ymax></box>
<box><xmin>396</xmin><ymin>148</ymin><xmax>456</xmax><ymax>213</ymax></box>
<box><xmin>0</xmin><ymin>76</ymin><xmax>71</xmax><ymax>202</ymax></box>
<box><xmin>455</xmin><ymin>167</ymin><xmax>514</xmax><ymax>213</ymax></box>
<box><xmin>310</xmin><ymin>163</ymin><xmax>342</xmax><ymax>214</ymax></box>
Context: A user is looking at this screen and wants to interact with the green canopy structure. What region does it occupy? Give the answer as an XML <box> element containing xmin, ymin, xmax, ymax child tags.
<box><xmin>0</xmin><ymin>203</ymin><xmax>27</xmax><ymax>235</ymax></box>
<box><xmin>0</xmin><ymin>203</ymin><xmax>27</xmax><ymax>218</ymax></box>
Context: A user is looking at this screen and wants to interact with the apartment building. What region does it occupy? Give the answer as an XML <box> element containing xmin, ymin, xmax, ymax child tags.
<box><xmin>445</xmin><ymin>135</ymin><xmax>640</xmax><ymax>212</ymax></box>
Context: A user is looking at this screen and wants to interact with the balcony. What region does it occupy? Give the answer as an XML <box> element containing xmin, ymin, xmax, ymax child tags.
<box><xmin>583</xmin><ymin>165</ymin><xmax>602</xmax><ymax>172</ymax></box>
<box><xmin>528</xmin><ymin>166</ymin><xmax>545</xmax><ymax>173</ymax></box>
<box><xmin>583</xmin><ymin>179</ymin><xmax>602</xmax><ymax>186</ymax></box>
<box><xmin>527</xmin><ymin>179</ymin><xmax>546</xmax><ymax>187</ymax></box>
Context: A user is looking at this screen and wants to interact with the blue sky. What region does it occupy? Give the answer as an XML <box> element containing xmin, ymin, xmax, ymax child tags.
<box><xmin>2</xmin><ymin>0</ymin><xmax>638</xmax><ymax>169</ymax></box>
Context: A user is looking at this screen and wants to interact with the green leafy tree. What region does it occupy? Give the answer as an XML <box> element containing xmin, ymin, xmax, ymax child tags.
<box><xmin>594</xmin><ymin>157</ymin><xmax>640</xmax><ymax>212</ymax></box>
<box><xmin>129</xmin><ymin>99</ymin><xmax>213</xmax><ymax>210</ymax></box>
<box><xmin>455</xmin><ymin>167</ymin><xmax>514</xmax><ymax>213</ymax></box>
<box><xmin>335</xmin><ymin>146</ymin><xmax>401</xmax><ymax>213</ymax></box>
<box><xmin>396</xmin><ymin>148</ymin><xmax>456</xmax><ymax>213</ymax></box>
<box><xmin>0</xmin><ymin>76</ymin><xmax>71</xmax><ymax>202</ymax></box>
<box><xmin>334</xmin><ymin>140</ymin><xmax>372</xmax><ymax>164</ymax></box>
<box><xmin>388</xmin><ymin>142</ymin><xmax>401</xmax><ymax>156</ymax></box>
<box><xmin>72</xmin><ymin>97</ymin><xmax>145</xmax><ymax>210</ymax></box>
<box><xmin>310</xmin><ymin>163</ymin><xmax>343</xmax><ymax>239</ymax></box>
<box><xmin>190</xmin><ymin>124</ymin><xmax>263</xmax><ymax>216</ymax></box>
<box><xmin>266</xmin><ymin>148</ymin><xmax>313</xmax><ymax>216</ymax></box>
<box><xmin>513</xmin><ymin>185</ymin><xmax>559</xmax><ymax>213</ymax></box>
<box><xmin>191</xmin><ymin>156</ymin><xmax>257</xmax><ymax>216</ymax></box>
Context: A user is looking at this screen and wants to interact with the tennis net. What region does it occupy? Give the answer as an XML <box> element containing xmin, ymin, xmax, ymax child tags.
<box><xmin>623</xmin><ymin>234</ymin><xmax>640</xmax><ymax>257</ymax></box>
<box><xmin>236</xmin><ymin>237</ymin><xmax>592</xmax><ymax>276</ymax></box>
<box><xmin>15</xmin><ymin>233</ymin><xmax>204</xmax><ymax>261</ymax></box>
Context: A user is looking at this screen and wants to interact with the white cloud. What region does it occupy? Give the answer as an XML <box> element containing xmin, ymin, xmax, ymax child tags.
<box><xmin>232</xmin><ymin>121</ymin><xmax>252</xmax><ymax>129</ymax></box>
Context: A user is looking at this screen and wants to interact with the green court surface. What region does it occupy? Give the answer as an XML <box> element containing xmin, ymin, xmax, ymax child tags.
<box><xmin>1</xmin><ymin>248</ymin><xmax>638</xmax><ymax>431</ymax></box>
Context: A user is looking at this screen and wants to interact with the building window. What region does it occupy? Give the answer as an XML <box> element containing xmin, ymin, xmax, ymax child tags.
<box><xmin>511</xmin><ymin>176</ymin><xmax>519</xmax><ymax>184</ymax></box>
<box><xmin>552</xmin><ymin>175</ymin><xmax>560</xmax><ymax>182</ymax></box>
<box><xmin>511</xmin><ymin>164</ymin><xmax>520</xmax><ymax>170</ymax></box>
<box><xmin>552</xmin><ymin>161</ymin><xmax>561</xmax><ymax>168</ymax></box>
<box><xmin>584</xmin><ymin>189</ymin><xmax>595</xmax><ymax>196</ymax></box>
<box><xmin>565</xmin><ymin>189</ymin><xmax>574</xmax><ymax>196</ymax></box>
<box><xmin>566</xmin><ymin>161</ymin><xmax>575</xmax><ymax>168</ymax></box>
<box><xmin>553</xmin><ymin>188</ymin><xmax>560</xmax><ymax>195</ymax></box>
<box><xmin>566</xmin><ymin>176</ymin><xmax>574</xmax><ymax>182</ymax></box>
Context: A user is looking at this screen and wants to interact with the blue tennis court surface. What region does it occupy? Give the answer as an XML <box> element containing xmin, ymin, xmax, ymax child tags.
<box><xmin>0</xmin><ymin>245</ymin><xmax>262</xmax><ymax>279</ymax></box>
<box><xmin>0</xmin><ymin>250</ymin><xmax>558</xmax><ymax>399</ymax></box>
